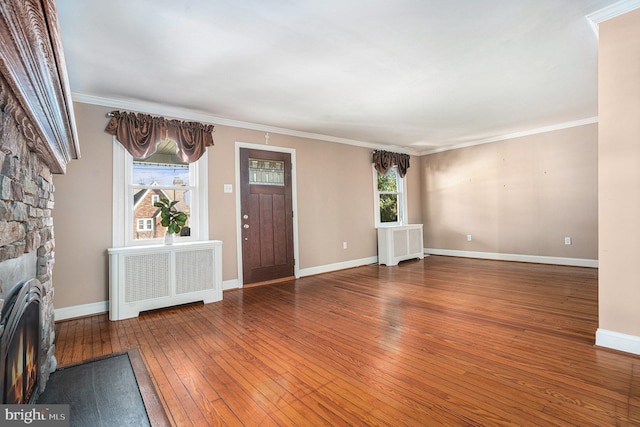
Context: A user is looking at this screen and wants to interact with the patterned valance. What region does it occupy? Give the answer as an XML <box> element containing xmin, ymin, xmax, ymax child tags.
<box><xmin>105</xmin><ymin>110</ymin><xmax>214</xmax><ymax>163</ymax></box>
<box><xmin>372</xmin><ymin>150</ymin><xmax>411</xmax><ymax>178</ymax></box>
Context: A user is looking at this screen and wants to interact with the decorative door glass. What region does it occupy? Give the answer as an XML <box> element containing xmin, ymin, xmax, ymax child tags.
<box><xmin>248</xmin><ymin>158</ymin><xmax>285</xmax><ymax>186</ymax></box>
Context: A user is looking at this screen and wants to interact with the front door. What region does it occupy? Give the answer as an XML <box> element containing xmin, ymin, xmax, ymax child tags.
<box><xmin>240</xmin><ymin>148</ymin><xmax>294</xmax><ymax>285</ymax></box>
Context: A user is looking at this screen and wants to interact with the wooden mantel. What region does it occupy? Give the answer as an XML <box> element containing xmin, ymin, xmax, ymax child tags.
<box><xmin>0</xmin><ymin>0</ymin><xmax>79</xmax><ymax>174</ymax></box>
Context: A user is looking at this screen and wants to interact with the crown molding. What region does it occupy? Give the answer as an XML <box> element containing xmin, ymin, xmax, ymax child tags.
<box><xmin>418</xmin><ymin>117</ymin><xmax>599</xmax><ymax>156</ymax></box>
<box><xmin>587</xmin><ymin>0</ymin><xmax>640</xmax><ymax>36</ymax></box>
<box><xmin>72</xmin><ymin>92</ymin><xmax>419</xmax><ymax>156</ymax></box>
<box><xmin>73</xmin><ymin>92</ymin><xmax>598</xmax><ymax>158</ymax></box>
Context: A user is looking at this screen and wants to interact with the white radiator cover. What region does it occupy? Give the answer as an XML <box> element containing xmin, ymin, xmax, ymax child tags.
<box><xmin>108</xmin><ymin>240</ymin><xmax>222</xmax><ymax>320</ymax></box>
<box><xmin>377</xmin><ymin>224</ymin><xmax>424</xmax><ymax>266</ymax></box>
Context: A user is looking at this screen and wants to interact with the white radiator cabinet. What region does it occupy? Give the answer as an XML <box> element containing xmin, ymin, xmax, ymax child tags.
<box><xmin>108</xmin><ymin>240</ymin><xmax>223</xmax><ymax>321</ymax></box>
<box><xmin>377</xmin><ymin>224</ymin><xmax>424</xmax><ymax>266</ymax></box>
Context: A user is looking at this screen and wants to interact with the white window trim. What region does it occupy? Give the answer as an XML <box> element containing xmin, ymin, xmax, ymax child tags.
<box><xmin>373</xmin><ymin>164</ymin><xmax>407</xmax><ymax>228</ymax></box>
<box><xmin>112</xmin><ymin>140</ymin><xmax>209</xmax><ymax>247</ymax></box>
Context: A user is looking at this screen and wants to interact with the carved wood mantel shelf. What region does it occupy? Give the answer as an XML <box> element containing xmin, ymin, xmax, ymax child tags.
<box><xmin>0</xmin><ymin>0</ymin><xmax>79</xmax><ymax>173</ymax></box>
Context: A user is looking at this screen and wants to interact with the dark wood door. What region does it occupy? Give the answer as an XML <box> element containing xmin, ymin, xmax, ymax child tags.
<box><xmin>240</xmin><ymin>148</ymin><xmax>294</xmax><ymax>284</ymax></box>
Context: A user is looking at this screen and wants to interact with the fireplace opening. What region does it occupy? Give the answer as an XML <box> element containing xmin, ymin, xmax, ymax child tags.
<box><xmin>0</xmin><ymin>279</ymin><xmax>42</xmax><ymax>404</ymax></box>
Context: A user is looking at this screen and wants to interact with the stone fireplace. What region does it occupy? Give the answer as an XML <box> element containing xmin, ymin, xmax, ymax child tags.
<box><xmin>0</xmin><ymin>119</ymin><xmax>57</xmax><ymax>400</ymax></box>
<box><xmin>0</xmin><ymin>0</ymin><xmax>80</xmax><ymax>402</ymax></box>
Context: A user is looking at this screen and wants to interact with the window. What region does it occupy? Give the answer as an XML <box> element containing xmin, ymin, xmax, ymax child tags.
<box><xmin>132</xmin><ymin>149</ymin><xmax>191</xmax><ymax>241</ymax></box>
<box><xmin>137</xmin><ymin>218</ymin><xmax>153</xmax><ymax>231</ymax></box>
<box><xmin>113</xmin><ymin>138</ymin><xmax>208</xmax><ymax>247</ymax></box>
<box><xmin>373</xmin><ymin>165</ymin><xmax>406</xmax><ymax>227</ymax></box>
<box><xmin>248</xmin><ymin>158</ymin><xmax>285</xmax><ymax>185</ymax></box>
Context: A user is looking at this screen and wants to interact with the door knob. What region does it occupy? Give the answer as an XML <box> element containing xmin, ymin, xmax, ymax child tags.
<box><xmin>243</xmin><ymin>214</ymin><xmax>249</xmax><ymax>220</ymax></box>
<box><xmin>243</xmin><ymin>224</ymin><xmax>250</xmax><ymax>229</ymax></box>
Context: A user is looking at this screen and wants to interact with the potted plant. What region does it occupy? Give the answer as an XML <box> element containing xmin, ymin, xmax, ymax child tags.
<box><xmin>154</xmin><ymin>198</ymin><xmax>188</xmax><ymax>244</ymax></box>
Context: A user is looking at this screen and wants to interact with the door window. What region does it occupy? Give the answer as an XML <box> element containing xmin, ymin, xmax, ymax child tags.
<box><xmin>248</xmin><ymin>158</ymin><xmax>285</xmax><ymax>186</ymax></box>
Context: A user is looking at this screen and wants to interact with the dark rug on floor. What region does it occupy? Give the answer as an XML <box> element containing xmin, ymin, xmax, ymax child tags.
<box><xmin>37</xmin><ymin>349</ymin><xmax>169</xmax><ymax>427</ymax></box>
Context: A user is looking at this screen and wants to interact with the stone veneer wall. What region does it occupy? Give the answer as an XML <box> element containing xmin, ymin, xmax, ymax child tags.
<box><xmin>0</xmin><ymin>91</ymin><xmax>57</xmax><ymax>393</ymax></box>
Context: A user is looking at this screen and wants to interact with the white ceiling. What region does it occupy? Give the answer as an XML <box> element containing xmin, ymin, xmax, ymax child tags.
<box><xmin>56</xmin><ymin>0</ymin><xmax>623</xmax><ymax>154</ymax></box>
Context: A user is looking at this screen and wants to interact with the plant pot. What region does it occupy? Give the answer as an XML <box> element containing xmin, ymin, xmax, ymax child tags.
<box><xmin>164</xmin><ymin>232</ymin><xmax>175</xmax><ymax>245</ymax></box>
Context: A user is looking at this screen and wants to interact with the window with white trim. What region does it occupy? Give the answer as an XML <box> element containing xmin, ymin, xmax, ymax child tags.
<box><xmin>137</xmin><ymin>218</ymin><xmax>153</xmax><ymax>231</ymax></box>
<box><xmin>113</xmin><ymin>138</ymin><xmax>208</xmax><ymax>247</ymax></box>
<box><xmin>373</xmin><ymin>165</ymin><xmax>406</xmax><ymax>227</ymax></box>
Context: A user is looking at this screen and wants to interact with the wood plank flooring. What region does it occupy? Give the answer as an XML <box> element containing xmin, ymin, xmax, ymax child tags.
<box><xmin>54</xmin><ymin>255</ymin><xmax>640</xmax><ymax>426</ymax></box>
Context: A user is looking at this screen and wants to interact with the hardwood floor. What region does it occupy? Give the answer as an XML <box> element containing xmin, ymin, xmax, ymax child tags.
<box><xmin>54</xmin><ymin>256</ymin><xmax>640</xmax><ymax>426</ymax></box>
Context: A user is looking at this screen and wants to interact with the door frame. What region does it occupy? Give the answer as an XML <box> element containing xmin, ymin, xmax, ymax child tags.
<box><xmin>235</xmin><ymin>142</ymin><xmax>299</xmax><ymax>287</ymax></box>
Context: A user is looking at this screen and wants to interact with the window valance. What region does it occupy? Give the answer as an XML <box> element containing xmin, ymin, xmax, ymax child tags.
<box><xmin>372</xmin><ymin>150</ymin><xmax>410</xmax><ymax>178</ymax></box>
<box><xmin>105</xmin><ymin>110</ymin><xmax>214</xmax><ymax>163</ymax></box>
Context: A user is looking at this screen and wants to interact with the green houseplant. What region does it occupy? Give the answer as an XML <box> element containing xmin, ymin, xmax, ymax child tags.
<box><xmin>154</xmin><ymin>198</ymin><xmax>188</xmax><ymax>241</ymax></box>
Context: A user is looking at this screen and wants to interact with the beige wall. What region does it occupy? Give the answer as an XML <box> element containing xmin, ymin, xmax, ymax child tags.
<box><xmin>52</xmin><ymin>103</ymin><xmax>114</xmax><ymax>307</ymax></box>
<box><xmin>52</xmin><ymin>101</ymin><xmax>596</xmax><ymax>310</ymax></box>
<box><xmin>598</xmin><ymin>9</ymin><xmax>640</xmax><ymax>337</ymax></box>
<box><xmin>53</xmin><ymin>102</ymin><xmax>420</xmax><ymax>309</ymax></box>
<box><xmin>421</xmin><ymin>124</ymin><xmax>598</xmax><ymax>260</ymax></box>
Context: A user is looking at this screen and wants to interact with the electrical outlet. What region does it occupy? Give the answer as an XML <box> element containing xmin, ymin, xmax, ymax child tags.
<box><xmin>564</xmin><ymin>237</ymin><xmax>572</xmax><ymax>245</ymax></box>
<box><xmin>223</xmin><ymin>184</ymin><xmax>233</xmax><ymax>193</ymax></box>
<box><xmin>343</xmin><ymin>241</ymin><xmax>348</xmax><ymax>249</ymax></box>
<box><xmin>467</xmin><ymin>234</ymin><xmax>472</xmax><ymax>241</ymax></box>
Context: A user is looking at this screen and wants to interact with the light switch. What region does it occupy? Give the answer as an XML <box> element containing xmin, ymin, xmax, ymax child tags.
<box><xmin>223</xmin><ymin>184</ymin><xmax>233</xmax><ymax>193</ymax></box>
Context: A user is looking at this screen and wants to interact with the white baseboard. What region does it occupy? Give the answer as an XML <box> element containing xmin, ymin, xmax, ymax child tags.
<box><xmin>425</xmin><ymin>248</ymin><xmax>598</xmax><ymax>268</ymax></box>
<box><xmin>54</xmin><ymin>281</ymin><xmax>241</xmax><ymax>319</ymax></box>
<box><xmin>54</xmin><ymin>279</ymin><xmax>265</xmax><ymax>320</ymax></box>
<box><xmin>596</xmin><ymin>329</ymin><xmax>640</xmax><ymax>356</ymax></box>
<box><xmin>226</xmin><ymin>258</ymin><xmax>378</xmax><ymax>289</ymax></box>
<box><xmin>223</xmin><ymin>279</ymin><xmax>240</xmax><ymax>290</ymax></box>
<box><xmin>298</xmin><ymin>256</ymin><xmax>378</xmax><ymax>277</ymax></box>
<box><xmin>55</xmin><ymin>301</ymin><xmax>108</xmax><ymax>321</ymax></box>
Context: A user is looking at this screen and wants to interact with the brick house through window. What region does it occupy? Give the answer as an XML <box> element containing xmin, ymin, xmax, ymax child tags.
<box><xmin>133</xmin><ymin>179</ymin><xmax>191</xmax><ymax>240</ymax></box>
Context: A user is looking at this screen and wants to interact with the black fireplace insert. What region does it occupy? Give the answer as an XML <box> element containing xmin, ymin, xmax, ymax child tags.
<box><xmin>0</xmin><ymin>279</ymin><xmax>42</xmax><ymax>404</ymax></box>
